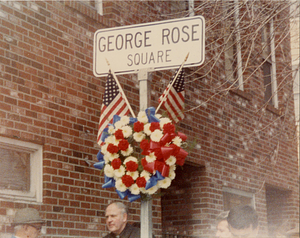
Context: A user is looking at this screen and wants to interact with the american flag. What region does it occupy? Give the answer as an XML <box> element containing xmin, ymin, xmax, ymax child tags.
<box><xmin>97</xmin><ymin>72</ymin><xmax>130</xmax><ymax>144</ymax></box>
<box><xmin>159</xmin><ymin>69</ymin><xmax>185</xmax><ymax>123</ymax></box>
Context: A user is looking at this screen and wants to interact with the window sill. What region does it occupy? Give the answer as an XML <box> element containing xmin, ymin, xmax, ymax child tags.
<box><xmin>229</xmin><ymin>87</ymin><xmax>252</xmax><ymax>101</ymax></box>
<box><xmin>266</xmin><ymin>104</ymin><xmax>283</xmax><ymax>116</ymax></box>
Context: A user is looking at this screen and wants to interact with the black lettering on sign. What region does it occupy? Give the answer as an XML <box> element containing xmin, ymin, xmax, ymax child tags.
<box><xmin>107</xmin><ymin>35</ymin><xmax>114</xmax><ymax>51</ymax></box>
<box><xmin>126</xmin><ymin>49</ymin><xmax>172</xmax><ymax>67</ymax></box>
<box><xmin>192</xmin><ymin>24</ymin><xmax>200</xmax><ymax>41</ymax></box>
<box><xmin>161</xmin><ymin>24</ymin><xmax>200</xmax><ymax>44</ymax></box>
<box><xmin>115</xmin><ymin>34</ymin><xmax>123</xmax><ymax>50</ymax></box>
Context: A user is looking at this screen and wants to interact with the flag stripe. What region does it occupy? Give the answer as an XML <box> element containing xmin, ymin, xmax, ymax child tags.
<box><xmin>163</xmin><ymin>92</ymin><xmax>184</xmax><ymax>120</ymax></box>
<box><xmin>97</xmin><ymin>94</ymin><xmax>129</xmax><ymax>143</ymax></box>
<box><xmin>97</xmin><ymin>72</ymin><xmax>131</xmax><ymax>144</ymax></box>
<box><xmin>168</xmin><ymin>87</ymin><xmax>184</xmax><ymax>110</ymax></box>
<box><xmin>163</xmin><ymin>92</ymin><xmax>184</xmax><ymax>122</ymax></box>
<box><xmin>98</xmin><ymin>94</ymin><xmax>127</xmax><ymax>131</ymax></box>
<box><xmin>159</xmin><ymin>69</ymin><xmax>185</xmax><ymax>123</ymax></box>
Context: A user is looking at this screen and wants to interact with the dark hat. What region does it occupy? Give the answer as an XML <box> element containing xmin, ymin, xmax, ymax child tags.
<box><xmin>13</xmin><ymin>208</ymin><xmax>44</xmax><ymax>225</ymax></box>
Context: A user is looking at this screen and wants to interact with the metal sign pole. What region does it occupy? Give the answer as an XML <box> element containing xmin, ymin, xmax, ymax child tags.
<box><xmin>138</xmin><ymin>68</ymin><xmax>152</xmax><ymax>238</ymax></box>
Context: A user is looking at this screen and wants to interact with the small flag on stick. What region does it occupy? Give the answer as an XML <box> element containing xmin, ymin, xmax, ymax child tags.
<box><xmin>158</xmin><ymin>68</ymin><xmax>185</xmax><ymax>123</ymax></box>
<box><xmin>97</xmin><ymin>71</ymin><xmax>131</xmax><ymax>144</ymax></box>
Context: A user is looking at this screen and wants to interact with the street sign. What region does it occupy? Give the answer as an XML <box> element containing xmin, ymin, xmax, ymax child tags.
<box><xmin>93</xmin><ymin>16</ymin><xmax>205</xmax><ymax>77</ymax></box>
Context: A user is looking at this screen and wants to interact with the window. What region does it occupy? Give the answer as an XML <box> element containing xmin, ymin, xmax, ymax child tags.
<box><xmin>223</xmin><ymin>187</ymin><xmax>255</xmax><ymax>210</ymax></box>
<box><xmin>224</xmin><ymin>0</ymin><xmax>244</xmax><ymax>90</ymax></box>
<box><xmin>64</xmin><ymin>0</ymin><xmax>103</xmax><ymax>19</ymax></box>
<box><xmin>265</xmin><ymin>185</ymin><xmax>291</xmax><ymax>237</ymax></box>
<box><xmin>262</xmin><ymin>19</ymin><xmax>278</xmax><ymax>108</ymax></box>
<box><xmin>0</xmin><ymin>137</ymin><xmax>43</xmax><ymax>203</ymax></box>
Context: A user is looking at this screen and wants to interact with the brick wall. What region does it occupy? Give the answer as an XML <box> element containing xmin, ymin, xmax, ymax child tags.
<box><xmin>0</xmin><ymin>1</ymin><xmax>298</xmax><ymax>238</ymax></box>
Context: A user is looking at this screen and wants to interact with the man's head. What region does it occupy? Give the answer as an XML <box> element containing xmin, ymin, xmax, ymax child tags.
<box><xmin>105</xmin><ymin>202</ymin><xmax>128</xmax><ymax>235</ymax></box>
<box><xmin>227</xmin><ymin>205</ymin><xmax>259</xmax><ymax>238</ymax></box>
<box><xmin>12</xmin><ymin>208</ymin><xmax>44</xmax><ymax>238</ymax></box>
<box><xmin>216</xmin><ymin>211</ymin><xmax>231</xmax><ymax>238</ymax></box>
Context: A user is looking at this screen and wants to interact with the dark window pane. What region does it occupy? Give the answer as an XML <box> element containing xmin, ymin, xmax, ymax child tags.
<box><xmin>263</xmin><ymin>61</ymin><xmax>272</xmax><ymax>105</ymax></box>
<box><xmin>223</xmin><ymin>191</ymin><xmax>252</xmax><ymax>211</ymax></box>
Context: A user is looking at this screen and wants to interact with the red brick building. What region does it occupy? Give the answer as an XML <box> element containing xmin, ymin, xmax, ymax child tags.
<box><xmin>0</xmin><ymin>1</ymin><xmax>298</xmax><ymax>238</ymax></box>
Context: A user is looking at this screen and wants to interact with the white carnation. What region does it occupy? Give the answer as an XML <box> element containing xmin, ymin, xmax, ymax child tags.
<box><xmin>105</xmin><ymin>135</ymin><xmax>118</xmax><ymax>145</ymax></box>
<box><xmin>145</xmin><ymin>152</ymin><xmax>156</xmax><ymax>163</ymax></box>
<box><xmin>108</xmin><ymin>125</ymin><xmax>115</xmax><ymax>134</ymax></box>
<box><xmin>137</xmin><ymin>111</ymin><xmax>149</xmax><ymax>123</ymax></box>
<box><xmin>159</xmin><ymin>117</ymin><xmax>172</xmax><ymax>129</ymax></box>
<box><xmin>124</xmin><ymin>156</ymin><xmax>138</xmax><ymax>164</ymax></box>
<box><xmin>120</xmin><ymin>116</ymin><xmax>130</xmax><ymax>125</ymax></box>
<box><xmin>144</xmin><ymin>123</ymin><xmax>152</xmax><ymax>136</ymax></box>
<box><xmin>172</xmin><ymin>136</ymin><xmax>182</xmax><ymax>146</ymax></box>
<box><xmin>129</xmin><ymin>184</ymin><xmax>140</xmax><ymax>195</ymax></box>
<box><xmin>114</xmin><ymin>120</ymin><xmax>123</xmax><ymax>129</ymax></box>
<box><xmin>122</xmin><ymin>126</ymin><xmax>133</xmax><ymax>138</ymax></box>
<box><xmin>104</xmin><ymin>153</ymin><xmax>119</xmax><ymax>162</ymax></box>
<box><xmin>158</xmin><ymin>177</ymin><xmax>172</xmax><ymax>189</ymax></box>
<box><xmin>126</xmin><ymin>171</ymin><xmax>139</xmax><ymax>180</ymax></box>
<box><xmin>101</xmin><ymin>143</ymin><xmax>108</xmax><ymax>154</ymax></box>
<box><xmin>114</xmin><ymin>165</ymin><xmax>125</xmax><ymax>178</ymax></box>
<box><xmin>168</xmin><ymin>168</ymin><xmax>176</xmax><ymax>180</ymax></box>
<box><xmin>104</xmin><ymin>164</ymin><xmax>114</xmax><ymax>177</ymax></box>
<box><xmin>140</xmin><ymin>171</ymin><xmax>151</xmax><ymax>181</ymax></box>
<box><xmin>133</xmin><ymin>132</ymin><xmax>145</xmax><ymax>142</ymax></box>
<box><xmin>145</xmin><ymin>185</ymin><xmax>159</xmax><ymax>195</ymax></box>
<box><xmin>165</xmin><ymin>155</ymin><xmax>176</xmax><ymax>166</ymax></box>
<box><xmin>155</xmin><ymin>114</ymin><xmax>162</xmax><ymax>119</ymax></box>
<box><xmin>121</xmin><ymin>145</ymin><xmax>133</xmax><ymax>156</ymax></box>
<box><xmin>150</xmin><ymin>130</ymin><xmax>163</xmax><ymax>142</ymax></box>
<box><xmin>115</xmin><ymin>179</ymin><xmax>127</xmax><ymax>192</ymax></box>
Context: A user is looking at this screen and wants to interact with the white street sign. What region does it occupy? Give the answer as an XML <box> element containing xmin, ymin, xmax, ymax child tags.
<box><xmin>93</xmin><ymin>16</ymin><xmax>205</xmax><ymax>77</ymax></box>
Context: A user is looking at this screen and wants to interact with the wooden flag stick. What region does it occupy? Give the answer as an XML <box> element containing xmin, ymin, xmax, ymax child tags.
<box><xmin>156</xmin><ymin>52</ymin><xmax>189</xmax><ymax>113</ymax></box>
<box><xmin>105</xmin><ymin>58</ymin><xmax>136</xmax><ymax>118</ymax></box>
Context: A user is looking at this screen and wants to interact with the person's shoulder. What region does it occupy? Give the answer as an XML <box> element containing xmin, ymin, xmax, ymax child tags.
<box><xmin>102</xmin><ymin>233</ymin><xmax>113</xmax><ymax>238</ymax></box>
<box><xmin>126</xmin><ymin>223</ymin><xmax>140</xmax><ymax>237</ymax></box>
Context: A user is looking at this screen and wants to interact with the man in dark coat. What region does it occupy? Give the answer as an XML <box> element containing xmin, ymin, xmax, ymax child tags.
<box><xmin>103</xmin><ymin>202</ymin><xmax>140</xmax><ymax>238</ymax></box>
<box><xmin>227</xmin><ymin>205</ymin><xmax>259</xmax><ymax>238</ymax></box>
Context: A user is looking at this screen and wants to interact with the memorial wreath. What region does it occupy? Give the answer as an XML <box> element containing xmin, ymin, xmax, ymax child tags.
<box><xmin>94</xmin><ymin>107</ymin><xmax>188</xmax><ymax>202</ymax></box>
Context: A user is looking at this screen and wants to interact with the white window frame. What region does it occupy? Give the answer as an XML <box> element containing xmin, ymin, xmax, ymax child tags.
<box><xmin>78</xmin><ymin>0</ymin><xmax>103</xmax><ymax>16</ymax></box>
<box><xmin>262</xmin><ymin>18</ymin><xmax>278</xmax><ymax>108</ymax></box>
<box><xmin>225</xmin><ymin>0</ymin><xmax>244</xmax><ymax>91</ymax></box>
<box><xmin>0</xmin><ymin>137</ymin><xmax>43</xmax><ymax>203</ymax></box>
<box><xmin>269</xmin><ymin>19</ymin><xmax>278</xmax><ymax>108</ymax></box>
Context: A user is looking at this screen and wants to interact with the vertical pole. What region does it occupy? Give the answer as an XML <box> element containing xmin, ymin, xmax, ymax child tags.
<box><xmin>138</xmin><ymin>68</ymin><xmax>152</xmax><ymax>238</ymax></box>
<box><xmin>188</xmin><ymin>0</ymin><xmax>194</xmax><ymax>17</ymax></box>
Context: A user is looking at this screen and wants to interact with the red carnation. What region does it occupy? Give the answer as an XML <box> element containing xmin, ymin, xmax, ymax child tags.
<box><xmin>118</xmin><ymin>139</ymin><xmax>129</xmax><ymax>151</ymax></box>
<box><xmin>107</xmin><ymin>144</ymin><xmax>119</xmax><ymax>154</ymax></box>
<box><xmin>163</xmin><ymin>123</ymin><xmax>175</xmax><ymax>134</ymax></box>
<box><xmin>136</xmin><ymin>177</ymin><xmax>147</xmax><ymax>188</ymax></box>
<box><xmin>150</xmin><ymin>122</ymin><xmax>160</xmax><ymax>132</ymax></box>
<box><xmin>134</xmin><ymin>121</ymin><xmax>144</xmax><ymax>132</ymax></box>
<box><xmin>122</xmin><ymin>175</ymin><xmax>134</xmax><ymax>187</ymax></box>
<box><xmin>111</xmin><ymin>158</ymin><xmax>122</xmax><ymax>170</ymax></box>
<box><xmin>115</xmin><ymin>129</ymin><xmax>124</xmax><ymax>140</ymax></box>
<box><xmin>140</xmin><ymin>139</ymin><xmax>150</xmax><ymax>151</ymax></box>
<box><xmin>126</xmin><ymin>161</ymin><xmax>138</xmax><ymax>172</ymax></box>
